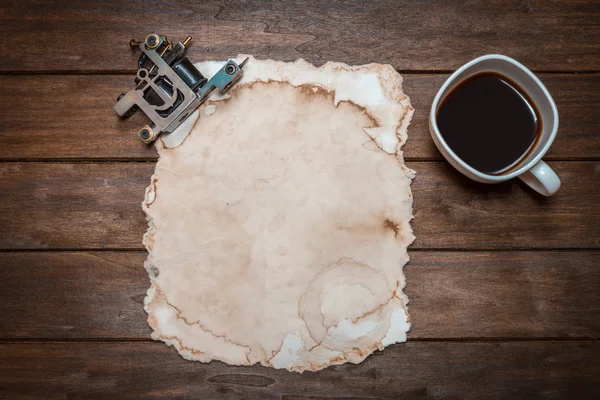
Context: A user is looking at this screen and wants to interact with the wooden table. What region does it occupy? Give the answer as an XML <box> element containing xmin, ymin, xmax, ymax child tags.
<box><xmin>1</xmin><ymin>1</ymin><xmax>599</xmax><ymax>398</ymax></box>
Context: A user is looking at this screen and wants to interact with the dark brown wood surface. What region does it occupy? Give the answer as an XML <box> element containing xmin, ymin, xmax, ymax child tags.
<box><xmin>1</xmin><ymin>0</ymin><xmax>599</xmax><ymax>72</ymax></box>
<box><xmin>1</xmin><ymin>251</ymin><xmax>599</xmax><ymax>340</ymax></box>
<box><xmin>0</xmin><ymin>1</ymin><xmax>599</xmax><ymax>399</ymax></box>
<box><xmin>1</xmin><ymin>74</ymin><xmax>599</xmax><ymax>161</ymax></box>
<box><xmin>0</xmin><ymin>342</ymin><xmax>598</xmax><ymax>400</ymax></box>
<box><xmin>1</xmin><ymin>162</ymin><xmax>598</xmax><ymax>250</ymax></box>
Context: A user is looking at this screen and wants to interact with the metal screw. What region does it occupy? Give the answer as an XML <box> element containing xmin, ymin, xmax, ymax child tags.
<box><xmin>145</xmin><ymin>34</ymin><xmax>160</xmax><ymax>49</ymax></box>
<box><xmin>225</xmin><ymin>64</ymin><xmax>236</xmax><ymax>75</ymax></box>
<box><xmin>139</xmin><ymin>127</ymin><xmax>152</xmax><ymax>142</ymax></box>
<box><xmin>129</xmin><ymin>39</ymin><xmax>142</xmax><ymax>49</ymax></box>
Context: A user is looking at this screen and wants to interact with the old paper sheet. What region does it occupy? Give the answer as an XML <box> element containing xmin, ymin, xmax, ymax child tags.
<box><xmin>143</xmin><ymin>57</ymin><xmax>415</xmax><ymax>372</ymax></box>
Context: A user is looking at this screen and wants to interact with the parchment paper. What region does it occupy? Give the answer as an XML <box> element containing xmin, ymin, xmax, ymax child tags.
<box><xmin>143</xmin><ymin>57</ymin><xmax>415</xmax><ymax>372</ymax></box>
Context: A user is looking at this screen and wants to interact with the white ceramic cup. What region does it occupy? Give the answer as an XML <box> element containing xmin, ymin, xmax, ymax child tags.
<box><xmin>429</xmin><ymin>55</ymin><xmax>561</xmax><ymax>196</ymax></box>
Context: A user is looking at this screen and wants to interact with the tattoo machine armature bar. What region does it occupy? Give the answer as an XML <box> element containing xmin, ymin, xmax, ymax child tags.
<box><xmin>114</xmin><ymin>33</ymin><xmax>248</xmax><ymax>143</ymax></box>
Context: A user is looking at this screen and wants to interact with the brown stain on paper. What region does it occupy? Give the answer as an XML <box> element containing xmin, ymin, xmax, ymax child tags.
<box><xmin>383</xmin><ymin>218</ymin><xmax>401</xmax><ymax>238</ymax></box>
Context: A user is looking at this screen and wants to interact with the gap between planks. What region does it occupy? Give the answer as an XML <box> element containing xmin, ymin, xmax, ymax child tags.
<box><xmin>1</xmin><ymin>70</ymin><xmax>599</xmax><ymax>76</ymax></box>
<box><xmin>0</xmin><ymin>248</ymin><xmax>598</xmax><ymax>253</ymax></box>
<box><xmin>0</xmin><ymin>337</ymin><xmax>597</xmax><ymax>343</ymax></box>
<box><xmin>1</xmin><ymin>158</ymin><xmax>599</xmax><ymax>163</ymax></box>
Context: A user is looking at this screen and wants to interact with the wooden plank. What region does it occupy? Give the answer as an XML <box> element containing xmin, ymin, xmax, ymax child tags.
<box><xmin>1</xmin><ymin>0</ymin><xmax>599</xmax><ymax>72</ymax></box>
<box><xmin>0</xmin><ymin>75</ymin><xmax>155</xmax><ymax>160</ymax></box>
<box><xmin>405</xmin><ymin>251</ymin><xmax>600</xmax><ymax>338</ymax></box>
<box><xmin>0</xmin><ymin>162</ymin><xmax>598</xmax><ymax>250</ymax></box>
<box><xmin>0</xmin><ymin>341</ymin><xmax>597</xmax><ymax>399</ymax></box>
<box><xmin>411</xmin><ymin>161</ymin><xmax>600</xmax><ymax>249</ymax></box>
<box><xmin>0</xmin><ymin>252</ymin><xmax>150</xmax><ymax>339</ymax></box>
<box><xmin>0</xmin><ymin>251</ymin><xmax>598</xmax><ymax>340</ymax></box>
<box><xmin>0</xmin><ymin>162</ymin><xmax>152</xmax><ymax>250</ymax></box>
<box><xmin>1</xmin><ymin>74</ymin><xmax>598</xmax><ymax>160</ymax></box>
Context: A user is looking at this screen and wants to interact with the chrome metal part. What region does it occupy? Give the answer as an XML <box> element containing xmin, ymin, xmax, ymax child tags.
<box><xmin>114</xmin><ymin>33</ymin><xmax>248</xmax><ymax>143</ymax></box>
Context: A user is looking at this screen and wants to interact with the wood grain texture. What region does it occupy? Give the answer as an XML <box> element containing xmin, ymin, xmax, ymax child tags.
<box><xmin>1</xmin><ymin>162</ymin><xmax>598</xmax><ymax>250</ymax></box>
<box><xmin>0</xmin><ymin>341</ymin><xmax>598</xmax><ymax>400</ymax></box>
<box><xmin>405</xmin><ymin>251</ymin><xmax>600</xmax><ymax>338</ymax></box>
<box><xmin>0</xmin><ymin>252</ymin><xmax>150</xmax><ymax>339</ymax></box>
<box><xmin>0</xmin><ymin>163</ymin><xmax>151</xmax><ymax>250</ymax></box>
<box><xmin>0</xmin><ymin>0</ymin><xmax>598</xmax><ymax>396</ymax></box>
<box><xmin>1</xmin><ymin>0</ymin><xmax>599</xmax><ymax>72</ymax></box>
<box><xmin>1</xmin><ymin>251</ymin><xmax>598</xmax><ymax>340</ymax></box>
<box><xmin>1</xmin><ymin>74</ymin><xmax>599</xmax><ymax>160</ymax></box>
<box><xmin>411</xmin><ymin>161</ymin><xmax>600</xmax><ymax>249</ymax></box>
<box><xmin>0</xmin><ymin>75</ymin><xmax>154</xmax><ymax>160</ymax></box>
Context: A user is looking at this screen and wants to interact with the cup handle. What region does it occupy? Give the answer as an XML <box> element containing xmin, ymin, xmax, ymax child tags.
<box><xmin>518</xmin><ymin>160</ymin><xmax>561</xmax><ymax>196</ymax></box>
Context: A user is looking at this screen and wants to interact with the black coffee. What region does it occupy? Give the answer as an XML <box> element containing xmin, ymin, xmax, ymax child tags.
<box><xmin>436</xmin><ymin>72</ymin><xmax>541</xmax><ymax>174</ymax></box>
